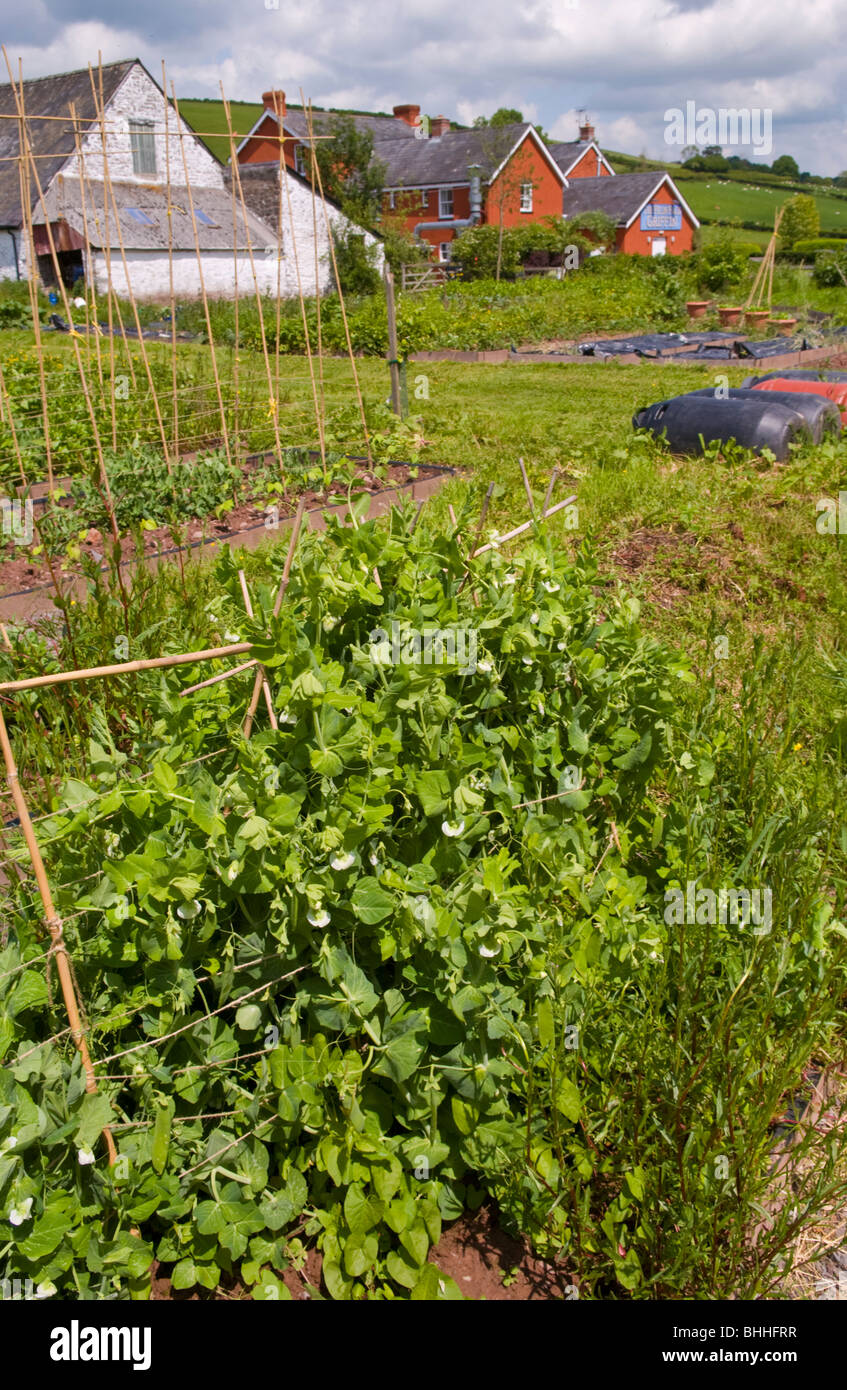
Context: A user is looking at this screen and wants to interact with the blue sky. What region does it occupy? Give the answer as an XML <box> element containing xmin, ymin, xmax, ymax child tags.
<box><xmin>3</xmin><ymin>0</ymin><xmax>846</xmax><ymax>174</ymax></box>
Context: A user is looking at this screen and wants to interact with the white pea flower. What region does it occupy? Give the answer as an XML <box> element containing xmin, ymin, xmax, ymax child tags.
<box><xmin>522</xmin><ymin>656</ymin><xmax>533</xmax><ymax>666</ymax></box>
<box><xmin>330</xmin><ymin>852</ymin><xmax>355</xmax><ymax>871</ymax></box>
<box><xmin>225</xmin><ymin>863</ymin><xmax>239</xmax><ymax>884</ymax></box>
<box><xmin>223</xmin><ymin>630</ymin><xmax>241</xmax><ymax>643</ymax></box>
<box><xmin>441</xmin><ymin>819</ymin><xmax>465</xmax><ymax>838</ymax></box>
<box><xmin>530</xmin><ymin>612</ymin><xmax>539</xmax><ymax>624</ymax></box>
<box><xmin>35</xmin><ymin>1281</ymin><xmax>57</xmax><ymax>1299</ymax></box>
<box><xmin>543</xmin><ymin>581</ymin><xmax>560</xmax><ymax>593</ymax></box>
<box><xmin>557</xmin><ymin>640</ymin><xmax>567</xmax><ymax>651</ymax></box>
<box><xmin>477</xmin><ymin>660</ymin><xmax>492</xmax><ymax>673</ymax></box>
<box><xmin>9</xmin><ymin>1196</ymin><xmax>33</xmax><ymax>1225</ymax></box>
<box><xmin>77</xmin><ymin>1146</ymin><xmax>96</xmax><ymax>1166</ymax></box>
<box><xmin>307</xmin><ymin>906</ymin><xmax>331</xmax><ymax>927</ymax></box>
<box><xmin>503</xmin><ymin>573</ymin><xmax>516</xmax><ymax>586</ymax></box>
<box><xmin>479</xmin><ymin>942</ymin><xmax>501</xmax><ymax>958</ymax></box>
<box><xmin>278</xmin><ymin>711</ymin><xmax>296</xmax><ymax>726</ymax></box>
<box><xmin>322</xmin><ymin>615</ymin><xmax>338</xmax><ymax>632</ymax></box>
<box><xmin>1</xmin><ymin>1135</ymin><xmax>17</xmax><ymax>1153</ymax></box>
<box><xmin>176</xmin><ymin>899</ymin><xmax>202</xmax><ymax>921</ymax></box>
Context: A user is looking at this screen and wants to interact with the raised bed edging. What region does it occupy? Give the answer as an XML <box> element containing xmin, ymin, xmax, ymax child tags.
<box><xmin>408</xmin><ymin>344</ymin><xmax>843</xmax><ymax>370</ymax></box>
<box><xmin>0</xmin><ymin>465</ymin><xmax>456</xmax><ymax>624</ymax></box>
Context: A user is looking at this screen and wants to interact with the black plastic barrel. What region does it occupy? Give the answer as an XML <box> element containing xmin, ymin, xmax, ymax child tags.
<box><xmin>741</xmin><ymin>369</ymin><xmax>847</xmax><ymax>388</ymax></box>
<box><xmin>680</xmin><ymin>387</ymin><xmax>840</xmax><ymax>443</ymax></box>
<box><xmin>632</xmin><ymin>395</ymin><xmax>807</xmax><ymax>461</ymax></box>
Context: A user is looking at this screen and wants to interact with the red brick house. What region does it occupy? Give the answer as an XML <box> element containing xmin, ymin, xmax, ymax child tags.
<box><xmin>236</xmin><ymin>95</ymin><xmax>695</xmax><ymax>260</ymax></box>
<box><xmin>559</xmin><ymin>171</ymin><xmax>699</xmax><ymax>255</ymax></box>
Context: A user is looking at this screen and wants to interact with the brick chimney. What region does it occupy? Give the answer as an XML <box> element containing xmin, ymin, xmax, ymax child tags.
<box><xmin>262</xmin><ymin>90</ymin><xmax>286</xmax><ymax>120</ymax></box>
<box><xmin>430</xmin><ymin>114</ymin><xmax>451</xmax><ymax>138</ymax></box>
<box><xmin>578</xmin><ymin>119</ymin><xmax>595</xmax><ymax>143</ymax></box>
<box><xmin>393</xmin><ymin>103</ymin><xmax>421</xmax><ymax>127</ymax></box>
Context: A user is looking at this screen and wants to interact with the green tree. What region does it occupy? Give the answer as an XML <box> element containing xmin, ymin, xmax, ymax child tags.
<box><xmin>310</xmin><ymin>114</ymin><xmax>387</xmax><ymax>229</ymax></box>
<box><xmin>779</xmin><ymin>193</ymin><xmax>820</xmax><ymax>251</ymax></box>
<box><xmin>474</xmin><ymin>107</ymin><xmax>524</xmax><ymax>128</ymax></box>
<box><xmin>771</xmin><ymin>154</ymin><xmax>800</xmax><ymax>179</ymax></box>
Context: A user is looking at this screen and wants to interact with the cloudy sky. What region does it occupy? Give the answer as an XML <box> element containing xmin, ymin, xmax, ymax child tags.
<box><xmin>3</xmin><ymin>0</ymin><xmax>846</xmax><ymax>173</ymax></box>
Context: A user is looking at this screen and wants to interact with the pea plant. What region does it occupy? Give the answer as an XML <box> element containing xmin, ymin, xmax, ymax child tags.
<box><xmin>1</xmin><ymin>508</ymin><xmax>843</xmax><ymax>1301</ymax></box>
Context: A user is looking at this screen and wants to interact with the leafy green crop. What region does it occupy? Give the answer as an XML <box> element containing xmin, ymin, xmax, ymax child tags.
<box><xmin>0</xmin><ymin>508</ymin><xmax>685</xmax><ymax>1300</ymax></box>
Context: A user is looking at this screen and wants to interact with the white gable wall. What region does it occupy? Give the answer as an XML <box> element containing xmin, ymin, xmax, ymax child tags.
<box><xmin>61</xmin><ymin>63</ymin><xmax>224</xmax><ymax>191</ymax></box>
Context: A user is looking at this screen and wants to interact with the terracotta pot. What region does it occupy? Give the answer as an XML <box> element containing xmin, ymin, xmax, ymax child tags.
<box><xmin>744</xmin><ymin>310</ymin><xmax>770</xmax><ymax>330</ymax></box>
<box><xmin>769</xmin><ymin>317</ymin><xmax>797</xmax><ymax>336</ymax></box>
<box><xmin>718</xmin><ymin>306</ymin><xmax>743</xmax><ymax>327</ymax></box>
<box><xmin>686</xmin><ymin>300</ymin><xmax>710</xmax><ymax>319</ymax></box>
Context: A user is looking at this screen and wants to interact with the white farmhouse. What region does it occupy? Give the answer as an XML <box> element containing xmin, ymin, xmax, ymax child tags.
<box><xmin>0</xmin><ymin>59</ymin><xmax>382</xmax><ymax>302</ymax></box>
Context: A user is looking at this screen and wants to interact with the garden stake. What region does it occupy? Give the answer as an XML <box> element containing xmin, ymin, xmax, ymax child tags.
<box><xmin>161</xmin><ymin>61</ymin><xmax>180</xmax><ymax>462</ymax></box>
<box><xmin>169</xmin><ymin>80</ymin><xmax>232</xmax><ymax>468</ymax></box>
<box><xmin>0</xmin><ymin>704</ymin><xmax>117</xmax><ymax>1164</ymax></box>
<box><xmin>68</xmin><ymin>104</ymin><xmax>104</xmax><ymax>396</ymax></box>
<box><xmin>7</xmin><ymin>56</ymin><xmax>53</xmax><ymax>489</ymax></box>
<box><xmin>471</xmin><ymin>493</ymin><xmax>577</xmax><ymax>557</ymax></box>
<box><xmin>308</xmin><ymin>136</ymin><xmax>373</xmax><ymax>465</ymax></box>
<box><xmin>220</xmin><ymin>86</ymin><xmax>286</xmax><ymax>475</ymax></box>
<box><xmin>238</xmin><ymin>568</ymin><xmax>277</xmax><ymax>728</ymax></box>
<box><xmin>518</xmin><ymin>457</ymin><xmax>535</xmax><ymax>515</ymax></box>
<box><xmin>0</xmin><ymin>642</ymin><xmax>253</xmax><ymax>695</ymax></box>
<box><xmin>243</xmin><ymin>497</ymin><xmax>306</xmax><ymax>738</ymax></box>
<box><xmin>303</xmin><ymin>96</ymin><xmax>326</xmax><ymax>430</ymax></box>
<box><xmin>279</xmin><ymin>110</ymin><xmax>327</xmax><ymax>479</ymax></box>
<box><xmin>88</xmin><ymin>60</ymin><xmax>171</xmax><ymax>469</ymax></box>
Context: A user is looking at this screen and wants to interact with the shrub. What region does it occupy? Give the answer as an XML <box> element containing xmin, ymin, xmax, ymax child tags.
<box><xmin>778</xmin><ymin>194</ymin><xmax>820</xmax><ymax>252</ymax></box>
<box><xmin>693</xmin><ymin>233</ymin><xmax>749</xmax><ymax>293</ymax></box>
<box><xmin>813</xmin><ymin>246</ymin><xmax>847</xmax><ymax>288</ymax></box>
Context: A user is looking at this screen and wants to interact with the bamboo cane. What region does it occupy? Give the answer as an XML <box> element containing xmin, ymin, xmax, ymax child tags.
<box><xmin>518</xmin><ymin>457</ymin><xmax>535</xmax><ymax>515</ymax></box>
<box><xmin>68</xmin><ymin>104</ymin><xmax>104</xmax><ymax>397</ymax></box>
<box><xmin>458</xmin><ymin>481</ymin><xmax>495</xmax><ymax>593</ymax></box>
<box><xmin>307</xmin><ymin>132</ymin><xmax>373</xmax><ymax>464</ymax></box>
<box><xmin>90</xmin><ymin>62</ymin><xmax>138</xmax><ymax>403</ymax></box>
<box><xmin>303</xmin><ymin>97</ymin><xmax>326</xmax><ymax>430</ymax></box>
<box><xmin>220</xmin><ymin>87</ymin><xmax>285</xmax><ymax>473</ymax></box>
<box><xmin>0</xmin><ymin>642</ymin><xmax>252</xmax><ymax>695</ymax></box>
<box><xmin>0</xmin><ymin>705</ymin><xmax>117</xmax><ymax>1164</ymax></box>
<box><xmin>168</xmin><ymin>82</ymin><xmax>232</xmax><ymax>468</ymax></box>
<box><xmin>237</xmin><ymin>568</ymin><xmax>277</xmax><ymax>728</ymax></box>
<box><xmin>161</xmin><ymin>62</ymin><xmax>179</xmax><ymax>468</ymax></box>
<box><xmin>243</xmin><ymin>498</ymin><xmax>306</xmax><ymax>738</ymax></box>
<box><xmin>471</xmin><ymin>493</ymin><xmax>578</xmax><ymax>557</ymax></box>
<box><xmin>278</xmin><ymin>116</ymin><xmax>327</xmax><ymax>477</ymax></box>
<box><xmin>179</xmin><ymin>658</ymin><xmax>257</xmax><ymax>696</ymax></box>
<box><xmin>7</xmin><ymin>57</ymin><xmax>53</xmax><ymax>490</ymax></box>
<box><xmin>8</xmin><ymin>62</ymin><xmax>122</xmax><ymax>552</ymax></box>
<box><xmin>542</xmin><ymin>467</ymin><xmax>559</xmax><ymax>514</ymax></box>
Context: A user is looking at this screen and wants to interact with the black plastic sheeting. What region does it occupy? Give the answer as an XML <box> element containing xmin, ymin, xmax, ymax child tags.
<box><xmin>576</xmin><ymin>330</ymin><xmax>813</xmax><ymax>360</ymax></box>
<box><xmin>46</xmin><ymin>313</ymin><xmax>198</xmax><ymax>342</ymax></box>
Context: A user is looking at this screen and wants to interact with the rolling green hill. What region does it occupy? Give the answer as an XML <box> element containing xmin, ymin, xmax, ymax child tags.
<box><xmin>177</xmin><ymin>99</ymin><xmax>264</xmax><ymax>162</ymax></box>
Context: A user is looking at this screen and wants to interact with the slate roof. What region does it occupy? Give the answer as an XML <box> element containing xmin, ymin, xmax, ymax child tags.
<box><xmin>372</xmin><ymin>123</ymin><xmax>559</xmax><ymax>188</ymax></box>
<box><xmin>0</xmin><ymin>60</ymin><xmax>134</xmax><ymax>227</ymax></box>
<box><xmin>283</xmin><ymin>109</ymin><xmax>417</xmax><ymax>143</ymax></box>
<box><xmin>560</xmin><ymin>171</ymin><xmax>697</xmax><ymax>225</ymax></box>
<box><xmin>32</xmin><ymin>177</ymin><xmax>277</xmax><ymax>252</ymax></box>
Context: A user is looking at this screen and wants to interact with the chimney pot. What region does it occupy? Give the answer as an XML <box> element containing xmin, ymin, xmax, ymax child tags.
<box><xmin>393</xmin><ymin>103</ymin><xmax>421</xmax><ymax>128</ymax></box>
<box><xmin>579</xmin><ymin>121</ymin><xmax>595</xmax><ymax>143</ymax></box>
<box><xmin>430</xmin><ymin>114</ymin><xmax>451</xmax><ymax>138</ymax></box>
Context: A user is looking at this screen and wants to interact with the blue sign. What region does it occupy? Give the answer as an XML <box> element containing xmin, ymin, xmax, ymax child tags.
<box><xmin>640</xmin><ymin>201</ymin><xmax>682</xmax><ymax>231</ymax></box>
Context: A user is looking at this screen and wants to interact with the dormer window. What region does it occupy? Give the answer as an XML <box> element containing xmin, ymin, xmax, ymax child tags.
<box><xmin>129</xmin><ymin>119</ymin><xmax>157</xmax><ymax>177</ymax></box>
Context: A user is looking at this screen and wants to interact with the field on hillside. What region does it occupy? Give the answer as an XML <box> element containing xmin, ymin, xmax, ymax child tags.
<box><xmin>178</xmin><ymin>98</ymin><xmax>265</xmax><ymax>161</ymax></box>
<box><xmin>680</xmin><ymin>176</ymin><xmax>847</xmax><ymax>233</ymax></box>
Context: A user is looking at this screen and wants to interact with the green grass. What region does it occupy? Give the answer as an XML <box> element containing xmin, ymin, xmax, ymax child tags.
<box><xmin>177</xmin><ymin>98</ymin><xmax>264</xmax><ymax>162</ymax></box>
<box><xmin>681</xmin><ymin>177</ymin><xmax>847</xmax><ymax>233</ymax></box>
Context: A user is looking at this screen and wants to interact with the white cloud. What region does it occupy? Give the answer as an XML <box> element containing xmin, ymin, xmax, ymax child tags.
<box><xmin>3</xmin><ymin>0</ymin><xmax>845</xmax><ymax>173</ymax></box>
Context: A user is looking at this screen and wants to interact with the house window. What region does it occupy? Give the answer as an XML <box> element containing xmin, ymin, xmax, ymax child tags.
<box><xmin>420</xmin><ymin>189</ymin><xmax>428</xmax><ymax>208</ymax></box>
<box><xmin>294</xmin><ymin>143</ymin><xmax>308</xmax><ymax>176</ymax></box>
<box><xmin>520</xmin><ymin>181</ymin><xmax>533</xmax><ymax>213</ymax></box>
<box><xmin>438</xmin><ymin>240</ymin><xmax>452</xmax><ymax>263</ymax></box>
<box><xmin>195</xmin><ymin>209</ymin><xmax>221</xmax><ymax>228</ymax></box>
<box><xmin>389</xmin><ymin>190</ymin><xmax>396</xmax><ymax>209</ymax></box>
<box><xmin>129</xmin><ymin>120</ymin><xmax>157</xmax><ymax>177</ymax></box>
<box><xmin>125</xmin><ymin>207</ymin><xmax>156</xmax><ymax>226</ymax></box>
<box><xmin>438</xmin><ymin>188</ymin><xmax>454</xmax><ymax>219</ymax></box>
